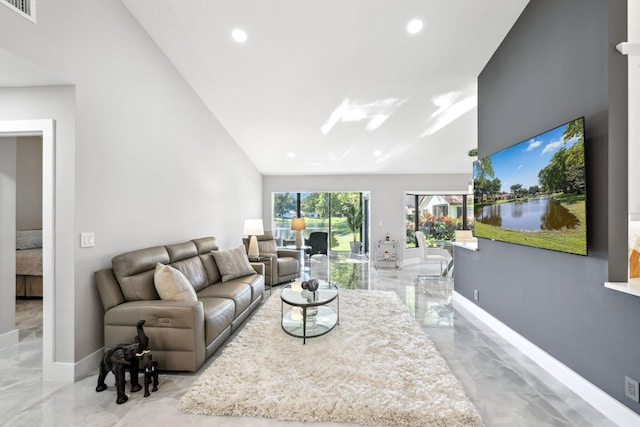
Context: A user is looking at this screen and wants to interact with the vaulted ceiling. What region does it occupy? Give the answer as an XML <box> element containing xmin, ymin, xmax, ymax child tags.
<box><xmin>121</xmin><ymin>0</ymin><xmax>529</xmax><ymax>175</ymax></box>
<box><xmin>1</xmin><ymin>0</ymin><xmax>530</xmax><ymax>176</ymax></box>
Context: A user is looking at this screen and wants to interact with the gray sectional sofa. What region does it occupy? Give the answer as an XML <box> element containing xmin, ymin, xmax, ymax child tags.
<box><xmin>95</xmin><ymin>237</ymin><xmax>264</xmax><ymax>372</ymax></box>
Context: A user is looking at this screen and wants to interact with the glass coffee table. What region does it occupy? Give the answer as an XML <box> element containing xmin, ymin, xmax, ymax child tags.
<box><xmin>280</xmin><ymin>281</ymin><xmax>339</xmax><ymax>344</ymax></box>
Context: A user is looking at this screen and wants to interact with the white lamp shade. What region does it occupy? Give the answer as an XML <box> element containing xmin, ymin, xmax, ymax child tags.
<box><xmin>243</xmin><ymin>219</ymin><xmax>264</xmax><ymax>236</ymax></box>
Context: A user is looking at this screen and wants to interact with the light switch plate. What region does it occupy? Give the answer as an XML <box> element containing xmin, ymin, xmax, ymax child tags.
<box><xmin>80</xmin><ymin>232</ymin><xmax>95</xmax><ymax>248</ymax></box>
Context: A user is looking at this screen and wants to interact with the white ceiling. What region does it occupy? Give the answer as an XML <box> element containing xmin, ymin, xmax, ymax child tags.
<box><xmin>121</xmin><ymin>0</ymin><xmax>529</xmax><ymax>176</ymax></box>
<box><xmin>2</xmin><ymin>1</ymin><xmax>530</xmax><ymax>176</ymax></box>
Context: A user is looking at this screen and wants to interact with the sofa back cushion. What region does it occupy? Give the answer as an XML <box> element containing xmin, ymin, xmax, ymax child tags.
<box><xmin>253</xmin><ymin>231</ymin><xmax>278</xmax><ymax>255</ymax></box>
<box><xmin>112</xmin><ymin>246</ymin><xmax>169</xmax><ymax>301</ymax></box>
<box><xmin>166</xmin><ymin>241</ymin><xmax>208</xmax><ymax>291</ymax></box>
<box><xmin>193</xmin><ymin>237</ymin><xmax>222</xmax><ymax>287</ymax></box>
<box><xmin>111</xmin><ymin>237</ymin><xmax>220</xmax><ymax>301</ymax></box>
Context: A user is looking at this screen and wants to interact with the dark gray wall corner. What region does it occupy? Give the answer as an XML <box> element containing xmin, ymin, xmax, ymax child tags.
<box><xmin>608</xmin><ymin>0</ymin><xmax>629</xmax><ymax>281</ymax></box>
<box><xmin>459</xmin><ymin>0</ymin><xmax>637</xmax><ymax>414</ymax></box>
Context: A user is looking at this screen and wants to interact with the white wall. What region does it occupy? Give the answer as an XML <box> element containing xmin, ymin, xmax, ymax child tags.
<box><xmin>16</xmin><ymin>136</ymin><xmax>42</xmax><ymax>230</ymax></box>
<box><xmin>0</xmin><ymin>137</ymin><xmax>17</xmax><ymax>346</ymax></box>
<box><xmin>0</xmin><ymin>0</ymin><xmax>262</xmax><ymax>377</ymax></box>
<box><xmin>0</xmin><ymin>87</ymin><xmax>76</xmax><ymax>368</ymax></box>
<box><xmin>263</xmin><ymin>173</ymin><xmax>470</xmax><ymax>262</ymax></box>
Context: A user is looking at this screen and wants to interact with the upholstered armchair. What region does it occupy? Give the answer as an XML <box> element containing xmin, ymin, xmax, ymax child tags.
<box><xmin>243</xmin><ymin>231</ymin><xmax>301</xmax><ymax>286</ymax></box>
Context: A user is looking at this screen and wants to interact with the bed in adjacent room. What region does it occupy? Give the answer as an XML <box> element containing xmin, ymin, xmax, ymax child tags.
<box><xmin>15</xmin><ymin>229</ymin><xmax>43</xmax><ymax>298</ymax></box>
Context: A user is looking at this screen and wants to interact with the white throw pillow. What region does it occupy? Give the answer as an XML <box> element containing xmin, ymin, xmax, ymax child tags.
<box><xmin>212</xmin><ymin>245</ymin><xmax>256</xmax><ymax>282</ymax></box>
<box><xmin>154</xmin><ymin>263</ymin><xmax>198</xmax><ymax>301</ymax></box>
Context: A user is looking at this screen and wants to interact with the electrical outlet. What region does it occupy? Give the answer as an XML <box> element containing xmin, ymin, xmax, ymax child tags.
<box><xmin>473</xmin><ymin>289</ymin><xmax>479</xmax><ymax>301</ymax></box>
<box><xmin>625</xmin><ymin>376</ymin><xmax>639</xmax><ymax>402</ymax></box>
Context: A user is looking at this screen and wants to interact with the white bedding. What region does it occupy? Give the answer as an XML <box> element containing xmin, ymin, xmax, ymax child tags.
<box><xmin>16</xmin><ymin>248</ymin><xmax>43</xmax><ymax>276</ymax></box>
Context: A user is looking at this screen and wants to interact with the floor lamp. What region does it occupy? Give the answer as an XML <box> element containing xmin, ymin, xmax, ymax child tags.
<box><xmin>244</xmin><ymin>219</ymin><xmax>264</xmax><ymax>259</ymax></box>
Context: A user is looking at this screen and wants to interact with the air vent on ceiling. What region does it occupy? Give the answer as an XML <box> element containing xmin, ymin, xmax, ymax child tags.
<box><xmin>1</xmin><ymin>0</ymin><xmax>36</xmax><ymax>22</ymax></box>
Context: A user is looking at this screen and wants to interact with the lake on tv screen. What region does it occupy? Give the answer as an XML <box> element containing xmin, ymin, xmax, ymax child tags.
<box><xmin>473</xmin><ymin>117</ymin><xmax>586</xmax><ymax>255</ymax></box>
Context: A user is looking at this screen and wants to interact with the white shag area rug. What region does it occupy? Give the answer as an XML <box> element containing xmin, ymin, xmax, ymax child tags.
<box><xmin>179</xmin><ymin>289</ymin><xmax>483</xmax><ymax>427</ymax></box>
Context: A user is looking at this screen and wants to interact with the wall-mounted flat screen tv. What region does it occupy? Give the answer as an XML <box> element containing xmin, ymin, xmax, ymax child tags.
<box><xmin>473</xmin><ymin>117</ymin><xmax>587</xmax><ymax>255</ymax></box>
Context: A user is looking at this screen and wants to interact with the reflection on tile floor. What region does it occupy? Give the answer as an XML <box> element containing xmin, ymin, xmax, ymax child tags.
<box><xmin>2</xmin><ymin>252</ymin><xmax>615</xmax><ymax>427</ymax></box>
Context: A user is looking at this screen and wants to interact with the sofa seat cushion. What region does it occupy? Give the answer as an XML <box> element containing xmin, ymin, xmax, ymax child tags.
<box><xmin>197</xmin><ymin>281</ymin><xmax>252</xmax><ymax>318</ymax></box>
<box><xmin>277</xmin><ymin>257</ymin><xmax>299</xmax><ymax>278</ymax></box>
<box><xmin>199</xmin><ymin>297</ymin><xmax>235</xmax><ymax>347</ymax></box>
<box><xmin>233</xmin><ymin>273</ymin><xmax>265</xmax><ymax>303</ymax></box>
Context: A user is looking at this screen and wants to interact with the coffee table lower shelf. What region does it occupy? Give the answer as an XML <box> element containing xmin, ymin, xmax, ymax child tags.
<box><xmin>281</xmin><ymin>305</ymin><xmax>338</xmax><ymax>343</ymax></box>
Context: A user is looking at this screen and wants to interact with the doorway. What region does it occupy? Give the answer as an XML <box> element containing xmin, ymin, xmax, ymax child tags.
<box><xmin>0</xmin><ymin>120</ymin><xmax>56</xmax><ymax>381</ymax></box>
<box><xmin>14</xmin><ymin>135</ymin><xmax>44</xmax><ymax>355</ymax></box>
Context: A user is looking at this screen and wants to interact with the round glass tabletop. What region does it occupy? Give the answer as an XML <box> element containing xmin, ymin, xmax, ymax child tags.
<box><xmin>280</xmin><ymin>280</ymin><xmax>338</xmax><ymax>307</ymax></box>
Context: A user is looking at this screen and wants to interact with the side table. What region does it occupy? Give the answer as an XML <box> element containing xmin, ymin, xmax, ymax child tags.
<box><xmin>375</xmin><ymin>240</ymin><xmax>400</xmax><ymax>269</ymax></box>
<box><xmin>249</xmin><ymin>256</ymin><xmax>274</xmax><ymax>295</ymax></box>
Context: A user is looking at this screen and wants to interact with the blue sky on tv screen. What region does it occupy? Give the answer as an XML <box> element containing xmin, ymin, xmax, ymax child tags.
<box><xmin>489</xmin><ymin>122</ymin><xmax>580</xmax><ymax>193</ymax></box>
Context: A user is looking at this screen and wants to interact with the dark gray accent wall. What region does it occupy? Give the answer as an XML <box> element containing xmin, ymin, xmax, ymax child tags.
<box><xmin>457</xmin><ymin>0</ymin><xmax>639</xmax><ymax>414</ymax></box>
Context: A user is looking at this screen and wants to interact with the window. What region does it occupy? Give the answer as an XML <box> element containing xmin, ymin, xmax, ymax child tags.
<box><xmin>272</xmin><ymin>192</ymin><xmax>369</xmax><ymax>253</ymax></box>
<box><xmin>405</xmin><ymin>193</ymin><xmax>474</xmax><ymax>248</ymax></box>
<box><xmin>433</xmin><ymin>204</ymin><xmax>448</xmax><ymax>217</ymax></box>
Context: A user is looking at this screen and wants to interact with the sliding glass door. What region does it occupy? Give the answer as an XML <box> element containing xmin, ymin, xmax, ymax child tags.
<box><xmin>272</xmin><ymin>191</ymin><xmax>369</xmax><ymax>254</ymax></box>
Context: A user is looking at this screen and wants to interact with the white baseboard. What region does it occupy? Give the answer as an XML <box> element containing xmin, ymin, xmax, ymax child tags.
<box><xmin>44</xmin><ymin>348</ymin><xmax>103</xmax><ymax>383</ymax></box>
<box><xmin>452</xmin><ymin>291</ymin><xmax>640</xmax><ymax>427</ymax></box>
<box><xmin>74</xmin><ymin>347</ymin><xmax>103</xmax><ymax>381</ymax></box>
<box><xmin>46</xmin><ymin>361</ymin><xmax>75</xmax><ymax>383</ymax></box>
<box><xmin>402</xmin><ymin>257</ymin><xmax>419</xmax><ymax>266</ymax></box>
<box><xmin>0</xmin><ymin>328</ymin><xmax>19</xmax><ymax>350</ymax></box>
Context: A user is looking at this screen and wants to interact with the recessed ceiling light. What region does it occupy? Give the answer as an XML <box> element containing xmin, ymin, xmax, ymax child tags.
<box><xmin>373</xmin><ymin>150</ymin><xmax>382</xmax><ymax>157</ymax></box>
<box><xmin>407</xmin><ymin>19</ymin><xmax>423</xmax><ymax>34</ymax></box>
<box><xmin>286</xmin><ymin>151</ymin><xmax>295</xmax><ymax>158</ymax></box>
<box><xmin>232</xmin><ymin>29</ymin><xmax>247</xmax><ymax>43</ymax></box>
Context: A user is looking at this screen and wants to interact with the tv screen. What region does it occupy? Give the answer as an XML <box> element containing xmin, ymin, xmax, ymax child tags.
<box><xmin>473</xmin><ymin>117</ymin><xmax>587</xmax><ymax>255</ymax></box>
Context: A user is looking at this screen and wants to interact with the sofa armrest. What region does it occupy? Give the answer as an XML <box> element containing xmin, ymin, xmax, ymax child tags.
<box><xmin>104</xmin><ymin>299</ymin><xmax>202</xmax><ymax>323</ymax></box>
<box><xmin>103</xmin><ymin>299</ymin><xmax>206</xmax><ymax>371</ymax></box>
<box><xmin>250</xmin><ymin>262</ymin><xmax>265</xmax><ymax>275</ymax></box>
<box><xmin>95</xmin><ymin>268</ymin><xmax>125</xmax><ymax>312</ymax></box>
<box><xmin>277</xmin><ymin>248</ymin><xmax>302</xmax><ymax>262</ymax></box>
<box><xmin>103</xmin><ymin>300</ymin><xmax>204</xmax><ymax>346</ymax></box>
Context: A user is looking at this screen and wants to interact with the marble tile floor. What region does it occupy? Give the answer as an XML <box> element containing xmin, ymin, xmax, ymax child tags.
<box><xmin>2</xmin><ymin>254</ymin><xmax>615</xmax><ymax>427</ymax></box>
